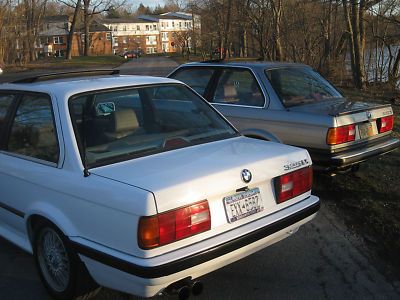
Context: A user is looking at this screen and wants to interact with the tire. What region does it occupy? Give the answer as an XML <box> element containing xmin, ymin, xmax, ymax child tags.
<box><xmin>34</xmin><ymin>222</ymin><xmax>77</xmax><ymax>300</ymax></box>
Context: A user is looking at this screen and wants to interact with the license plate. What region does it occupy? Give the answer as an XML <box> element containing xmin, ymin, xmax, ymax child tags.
<box><xmin>223</xmin><ymin>188</ymin><xmax>264</xmax><ymax>223</ymax></box>
<box><xmin>359</xmin><ymin>123</ymin><xmax>374</xmax><ymax>139</ymax></box>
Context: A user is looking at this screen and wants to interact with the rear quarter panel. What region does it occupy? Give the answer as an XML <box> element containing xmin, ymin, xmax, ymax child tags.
<box><xmin>214</xmin><ymin>104</ymin><xmax>334</xmax><ymax>150</ymax></box>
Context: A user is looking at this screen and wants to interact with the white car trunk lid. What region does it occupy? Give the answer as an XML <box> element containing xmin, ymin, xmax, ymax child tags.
<box><xmin>91</xmin><ymin>136</ymin><xmax>311</xmax><ymax>215</ymax></box>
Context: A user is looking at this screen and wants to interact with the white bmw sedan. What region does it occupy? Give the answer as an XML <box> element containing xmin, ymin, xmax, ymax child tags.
<box><xmin>0</xmin><ymin>70</ymin><xmax>319</xmax><ymax>299</ymax></box>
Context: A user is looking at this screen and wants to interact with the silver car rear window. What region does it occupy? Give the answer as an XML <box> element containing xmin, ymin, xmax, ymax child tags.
<box><xmin>265</xmin><ymin>67</ymin><xmax>342</xmax><ymax>108</ymax></box>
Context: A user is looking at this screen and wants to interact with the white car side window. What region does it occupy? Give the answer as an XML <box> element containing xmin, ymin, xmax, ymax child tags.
<box><xmin>0</xmin><ymin>94</ymin><xmax>14</xmax><ymax>134</ymax></box>
<box><xmin>7</xmin><ymin>94</ymin><xmax>59</xmax><ymax>163</ymax></box>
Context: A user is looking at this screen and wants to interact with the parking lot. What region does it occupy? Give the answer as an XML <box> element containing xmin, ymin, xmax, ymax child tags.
<box><xmin>0</xmin><ymin>56</ymin><xmax>399</xmax><ymax>299</ymax></box>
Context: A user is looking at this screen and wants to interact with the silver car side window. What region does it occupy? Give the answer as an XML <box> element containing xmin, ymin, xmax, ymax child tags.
<box><xmin>213</xmin><ymin>69</ymin><xmax>264</xmax><ymax>107</ymax></box>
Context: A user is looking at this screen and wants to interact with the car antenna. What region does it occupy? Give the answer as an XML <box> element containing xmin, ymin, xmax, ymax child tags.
<box><xmin>81</xmin><ymin>104</ymin><xmax>91</xmax><ymax>177</ymax></box>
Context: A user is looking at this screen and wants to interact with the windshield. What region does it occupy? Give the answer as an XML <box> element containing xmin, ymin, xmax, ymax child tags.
<box><xmin>69</xmin><ymin>84</ymin><xmax>237</xmax><ymax>168</ymax></box>
<box><xmin>265</xmin><ymin>67</ymin><xmax>342</xmax><ymax>107</ymax></box>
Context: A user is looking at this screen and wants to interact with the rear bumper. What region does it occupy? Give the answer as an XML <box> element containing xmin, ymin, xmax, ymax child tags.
<box><xmin>71</xmin><ymin>196</ymin><xmax>320</xmax><ymax>297</ymax></box>
<box><xmin>309</xmin><ymin>137</ymin><xmax>399</xmax><ymax>169</ymax></box>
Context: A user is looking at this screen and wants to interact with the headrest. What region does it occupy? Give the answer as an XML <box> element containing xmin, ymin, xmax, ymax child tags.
<box><xmin>112</xmin><ymin>109</ymin><xmax>139</xmax><ymax>132</ymax></box>
<box><xmin>224</xmin><ymin>84</ymin><xmax>237</xmax><ymax>98</ymax></box>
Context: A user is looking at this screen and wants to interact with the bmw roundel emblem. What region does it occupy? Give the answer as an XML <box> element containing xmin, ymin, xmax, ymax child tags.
<box><xmin>241</xmin><ymin>169</ymin><xmax>252</xmax><ymax>183</ymax></box>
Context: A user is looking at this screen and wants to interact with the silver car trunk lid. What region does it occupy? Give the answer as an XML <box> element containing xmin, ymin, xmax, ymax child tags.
<box><xmin>289</xmin><ymin>98</ymin><xmax>392</xmax><ymax>117</ymax></box>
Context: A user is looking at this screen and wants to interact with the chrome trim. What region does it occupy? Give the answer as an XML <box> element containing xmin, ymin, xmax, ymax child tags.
<box><xmin>0</xmin><ymin>151</ymin><xmax>58</xmax><ymax>168</ymax></box>
<box><xmin>331</xmin><ymin>138</ymin><xmax>399</xmax><ymax>161</ymax></box>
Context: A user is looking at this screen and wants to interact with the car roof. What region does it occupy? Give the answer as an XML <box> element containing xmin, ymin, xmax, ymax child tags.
<box><xmin>0</xmin><ymin>73</ymin><xmax>182</xmax><ymax>99</ymax></box>
<box><xmin>177</xmin><ymin>61</ymin><xmax>310</xmax><ymax>70</ymax></box>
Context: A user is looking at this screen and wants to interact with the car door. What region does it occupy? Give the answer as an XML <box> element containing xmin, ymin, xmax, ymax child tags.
<box><xmin>206</xmin><ymin>67</ymin><xmax>275</xmax><ymax>136</ymax></box>
<box><xmin>0</xmin><ymin>91</ymin><xmax>61</xmax><ymax>239</ymax></box>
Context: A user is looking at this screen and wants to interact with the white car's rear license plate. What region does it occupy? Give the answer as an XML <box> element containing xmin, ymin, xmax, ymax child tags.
<box><xmin>224</xmin><ymin>188</ymin><xmax>264</xmax><ymax>223</ymax></box>
<box><xmin>359</xmin><ymin>122</ymin><xmax>374</xmax><ymax>139</ymax></box>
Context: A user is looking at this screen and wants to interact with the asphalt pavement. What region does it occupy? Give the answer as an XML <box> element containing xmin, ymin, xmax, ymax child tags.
<box><xmin>0</xmin><ymin>56</ymin><xmax>399</xmax><ymax>300</ymax></box>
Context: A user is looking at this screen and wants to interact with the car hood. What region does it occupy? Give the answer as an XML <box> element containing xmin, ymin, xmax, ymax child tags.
<box><xmin>289</xmin><ymin>98</ymin><xmax>390</xmax><ymax>116</ymax></box>
<box><xmin>90</xmin><ymin>136</ymin><xmax>311</xmax><ymax>213</ymax></box>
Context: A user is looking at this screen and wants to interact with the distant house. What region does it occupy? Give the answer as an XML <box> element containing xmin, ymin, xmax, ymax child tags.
<box><xmin>99</xmin><ymin>12</ymin><xmax>201</xmax><ymax>55</ymax></box>
<box><xmin>72</xmin><ymin>23</ymin><xmax>112</xmax><ymax>56</ymax></box>
<box><xmin>35</xmin><ymin>12</ymin><xmax>201</xmax><ymax>57</ymax></box>
<box><xmin>37</xmin><ymin>15</ymin><xmax>70</xmax><ymax>57</ymax></box>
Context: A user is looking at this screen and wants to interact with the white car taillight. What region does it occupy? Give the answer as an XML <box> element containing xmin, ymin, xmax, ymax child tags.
<box><xmin>274</xmin><ymin>167</ymin><xmax>313</xmax><ymax>203</ymax></box>
<box><xmin>138</xmin><ymin>200</ymin><xmax>211</xmax><ymax>249</ymax></box>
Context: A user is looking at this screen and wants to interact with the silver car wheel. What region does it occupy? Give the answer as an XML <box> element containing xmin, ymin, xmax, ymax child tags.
<box><xmin>37</xmin><ymin>227</ymin><xmax>70</xmax><ymax>293</ymax></box>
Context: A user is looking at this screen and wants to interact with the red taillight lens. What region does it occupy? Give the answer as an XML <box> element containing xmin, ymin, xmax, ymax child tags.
<box><xmin>138</xmin><ymin>200</ymin><xmax>211</xmax><ymax>249</ymax></box>
<box><xmin>378</xmin><ymin>116</ymin><xmax>394</xmax><ymax>133</ymax></box>
<box><xmin>275</xmin><ymin>167</ymin><xmax>313</xmax><ymax>203</ymax></box>
<box><xmin>327</xmin><ymin>125</ymin><xmax>356</xmax><ymax>145</ymax></box>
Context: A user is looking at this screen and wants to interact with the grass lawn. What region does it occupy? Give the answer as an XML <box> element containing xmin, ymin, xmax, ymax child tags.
<box><xmin>5</xmin><ymin>55</ymin><xmax>125</xmax><ymax>72</ymax></box>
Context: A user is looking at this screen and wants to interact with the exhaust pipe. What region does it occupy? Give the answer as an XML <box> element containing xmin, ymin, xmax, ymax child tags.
<box><xmin>177</xmin><ymin>285</ymin><xmax>191</xmax><ymax>300</ymax></box>
<box><xmin>163</xmin><ymin>278</ymin><xmax>204</xmax><ymax>299</ymax></box>
<box><xmin>191</xmin><ymin>281</ymin><xmax>203</xmax><ymax>296</ymax></box>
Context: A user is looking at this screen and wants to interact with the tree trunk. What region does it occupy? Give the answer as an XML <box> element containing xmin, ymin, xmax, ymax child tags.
<box><xmin>389</xmin><ymin>49</ymin><xmax>400</xmax><ymax>87</ymax></box>
<box><xmin>271</xmin><ymin>0</ymin><xmax>283</xmax><ymax>61</ymax></box>
<box><xmin>83</xmin><ymin>0</ymin><xmax>90</xmax><ymax>56</ymax></box>
<box><xmin>222</xmin><ymin>0</ymin><xmax>232</xmax><ymax>59</ymax></box>
<box><xmin>343</xmin><ymin>0</ymin><xmax>366</xmax><ymax>89</ymax></box>
<box><xmin>66</xmin><ymin>0</ymin><xmax>81</xmax><ymax>60</ymax></box>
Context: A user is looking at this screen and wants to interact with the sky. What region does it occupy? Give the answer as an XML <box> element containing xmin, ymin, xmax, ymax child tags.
<box><xmin>128</xmin><ymin>0</ymin><xmax>166</xmax><ymax>9</ymax></box>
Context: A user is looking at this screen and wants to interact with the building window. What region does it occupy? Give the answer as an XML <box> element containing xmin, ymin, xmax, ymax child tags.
<box><xmin>146</xmin><ymin>25</ymin><xmax>149</xmax><ymax>30</ymax></box>
<box><xmin>123</xmin><ymin>36</ymin><xmax>127</xmax><ymax>43</ymax></box>
<box><xmin>137</xmin><ymin>25</ymin><xmax>140</xmax><ymax>30</ymax></box>
<box><xmin>172</xmin><ymin>32</ymin><xmax>176</xmax><ymax>38</ymax></box>
<box><xmin>113</xmin><ymin>37</ymin><xmax>118</xmax><ymax>46</ymax></box>
<box><xmin>161</xmin><ymin>32</ymin><xmax>169</xmax><ymax>42</ymax></box>
<box><xmin>153</xmin><ymin>25</ymin><xmax>157</xmax><ymax>30</ymax></box>
<box><xmin>123</xmin><ymin>25</ymin><xmax>127</xmax><ymax>31</ymax></box>
<box><xmin>114</xmin><ymin>26</ymin><xmax>118</xmax><ymax>31</ymax></box>
<box><xmin>137</xmin><ymin>36</ymin><xmax>141</xmax><ymax>43</ymax></box>
<box><xmin>153</xmin><ymin>47</ymin><xmax>157</xmax><ymax>53</ymax></box>
<box><xmin>162</xmin><ymin>43</ymin><xmax>169</xmax><ymax>52</ymax></box>
<box><xmin>179</xmin><ymin>22</ymin><xmax>182</xmax><ymax>28</ymax></box>
<box><xmin>55</xmin><ymin>49</ymin><xmax>64</xmax><ymax>57</ymax></box>
<box><xmin>82</xmin><ymin>34</ymin><xmax>92</xmax><ymax>42</ymax></box>
<box><xmin>146</xmin><ymin>47</ymin><xmax>152</xmax><ymax>54</ymax></box>
<box><xmin>106</xmin><ymin>33</ymin><xmax>111</xmax><ymax>40</ymax></box>
<box><xmin>161</xmin><ymin>22</ymin><xmax>165</xmax><ymax>28</ymax></box>
<box><xmin>146</xmin><ymin>36</ymin><xmax>157</xmax><ymax>45</ymax></box>
<box><xmin>172</xmin><ymin>21</ymin><xmax>175</xmax><ymax>27</ymax></box>
<box><xmin>54</xmin><ymin>36</ymin><xmax>63</xmax><ymax>44</ymax></box>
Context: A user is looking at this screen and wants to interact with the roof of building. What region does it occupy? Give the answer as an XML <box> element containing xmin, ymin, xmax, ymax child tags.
<box><xmin>143</xmin><ymin>13</ymin><xmax>192</xmax><ymax>21</ymax></box>
<box><xmin>76</xmin><ymin>23</ymin><xmax>111</xmax><ymax>33</ymax></box>
<box><xmin>98</xmin><ymin>17</ymin><xmax>156</xmax><ymax>24</ymax></box>
<box><xmin>161</xmin><ymin>12</ymin><xmax>192</xmax><ymax>20</ymax></box>
<box><xmin>44</xmin><ymin>15</ymin><xmax>70</xmax><ymax>23</ymax></box>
